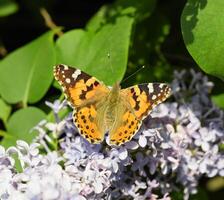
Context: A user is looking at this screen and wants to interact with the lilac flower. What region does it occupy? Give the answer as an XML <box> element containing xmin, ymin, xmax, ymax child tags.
<box><xmin>132</xmin><ymin>152</ymin><xmax>149</xmax><ymax>176</ymax></box>
<box><xmin>45</xmin><ymin>100</ymin><xmax>67</xmax><ymax>114</ymax></box>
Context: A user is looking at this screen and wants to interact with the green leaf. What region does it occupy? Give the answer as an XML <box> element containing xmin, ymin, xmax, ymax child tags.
<box><xmin>1</xmin><ymin>107</ymin><xmax>46</xmax><ymax>148</ymax></box>
<box><xmin>0</xmin><ymin>129</ymin><xmax>8</xmax><ymax>137</ymax></box>
<box><xmin>56</xmin><ymin>29</ymin><xmax>86</xmax><ymax>66</ymax></box>
<box><xmin>0</xmin><ymin>0</ymin><xmax>18</xmax><ymax>17</ymax></box>
<box><xmin>0</xmin><ymin>31</ymin><xmax>56</xmax><ymax>105</ymax></box>
<box><xmin>56</xmin><ymin>0</ymin><xmax>156</xmax><ymax>85</ymax></box>
<box><xmin>0</xmin><ymin>134</ymin><xmax>17</xmax><ymax>148</ymax></box>
<box><xmin>56</xmin><ymin>16</ymin><xmax>134</xmax><ymax>85</ymax></box>
<box><xmin>56</xmin><ymin>2</ymin><xmax>137</xmax><ymax>85</ymax></box>
<box><xmin>53</xmin><ymin>79</ymin><xmax>60</xmax><ymax>89</ymax></box>
<box><xmin>181</xmin><ymin>0</ymin><xmax>224</xmax><ymax>81</ymax></box>
<box><xmin>212</xmin><ymin>93</ymin><xmax>224</xmax><ymax>109</ymax></box>
<box><xmin>0</xmin><ymin>97</ymin><xmax>11</xmax><ymax>124</ymax></box>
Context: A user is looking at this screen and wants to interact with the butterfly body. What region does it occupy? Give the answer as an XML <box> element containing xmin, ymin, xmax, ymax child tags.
<box><xmin>54</xmin><ymin>64</ymin><xmax>171</xmax><ymax>145</ymax></box>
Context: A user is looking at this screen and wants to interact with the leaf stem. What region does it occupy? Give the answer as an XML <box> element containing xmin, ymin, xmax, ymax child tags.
<box><xmin>40</xmin><ymin>8</ymin><xmax>63</xmax><ymax>37</ymax></box>
<box><xmin>0</xmin><ymin>45</ymin><xmax>7</xmax><ymax>57</ymax></box>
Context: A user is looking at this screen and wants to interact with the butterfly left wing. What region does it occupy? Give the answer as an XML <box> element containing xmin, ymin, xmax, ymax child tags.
<box><xmin>54</xmin><ymin>64</ymin><xmax>109</xmax><ymax>107</ymax></box>
<box><xmin>54</xmin><ymin>64</ymin><xmax>109</xmax><ymax>144</ymax></box>
<box><xmin>109</xmin><ymin>83</ymin><xmax>171</xmax><ymax>145</ymax></box>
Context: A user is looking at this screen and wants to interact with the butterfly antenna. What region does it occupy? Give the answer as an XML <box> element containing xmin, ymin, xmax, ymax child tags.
<box><xmin>121</xmin><ymin>65</ymin><xmax>145</xmax><ymax>84</ymax></box>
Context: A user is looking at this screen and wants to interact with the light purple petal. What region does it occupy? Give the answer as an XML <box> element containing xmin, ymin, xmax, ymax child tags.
<box><xmin>139</xmin><ymin>135</ymin><xmax>147</xmax><ymax>147</ymax></box>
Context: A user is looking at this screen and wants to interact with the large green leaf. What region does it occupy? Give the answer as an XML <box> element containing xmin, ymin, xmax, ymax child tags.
<box><xmin>1</xmin><ymin>107</ymin><xmax>46</xmax><ymax>147</ymax></box>
<box><xmin>56</xmin><ymin>8</ymin><xmax>134</xmax><ymax>85</ymax></box>
<box><xmin>181</xmin><ymin>0</ymin><xmax>224</xmax><ymax>81</ymax></box>
<box><xmin>0</xmin><ymin>97</ymin><xmax>11</xmax><ymax>125</ymax></box>
<box><xmin>0</xmin><ymin>0</ymin><xmax>18</xmax><ymax>17</ymax></box>
<box><xmin>0</xmin><ymin>31</ymin><xmax>56</xmax><ymax>105</ymax></box>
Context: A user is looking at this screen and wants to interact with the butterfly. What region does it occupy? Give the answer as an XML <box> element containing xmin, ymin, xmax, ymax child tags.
<box><xmin>54</xmin><ymin>64</ymin><xmax>171</xmax><ymax>146</ymax></box>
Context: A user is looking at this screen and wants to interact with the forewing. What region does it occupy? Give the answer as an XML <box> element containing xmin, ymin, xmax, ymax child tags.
<box><xmin>123</xmin><ymin>83</ymin><xmax>171</xmax><ymax>120</ymax></box>
<box><xmin>54</xmin><ymin>64</ymin><xmax>109</xmax><ymax>107</ymax></box>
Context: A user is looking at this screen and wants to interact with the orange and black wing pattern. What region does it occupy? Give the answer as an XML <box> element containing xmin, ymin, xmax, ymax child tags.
<box><xmin>54</xmin><ymin>64</ymin><xmax>109</xmax><ymax>144</ymax></box>
<box><xmin>124</xmin><ymin>83</ymin><xmax>171</xmax><ymax>120</ymax></box>
<box><xmin>109</xmin><ymin>83</ymin><xmax>171</xmax><ymax>145</ymax></box>
<box><xmin>54</xmin><ymin>64</ymin><xmax>108</xmax><ymax>107</ymax></box>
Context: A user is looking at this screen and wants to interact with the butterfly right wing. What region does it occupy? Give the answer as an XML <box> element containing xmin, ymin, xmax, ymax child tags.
<box><xmin>124</xmin><ymin>83</ymin><xmax>171</xmax><ymax>120</ymax></box>
<box><xmin>109</xmin><ymin>108</ymin><xmax>141</xmax><ymax>146</ymax></box>
<box><xmin>109</xmin><ymin>83</ymin><xmax>171</xmax><ymax>146</ymax></box>
<box><xmin>54</xmin><ymin>64</ymin><xmax>109</xmax><ymax>143</ymax></box>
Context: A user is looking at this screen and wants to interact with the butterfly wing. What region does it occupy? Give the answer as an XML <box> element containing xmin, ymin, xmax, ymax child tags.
<box><xmin>54</xmin><ymin>64</ymin><xmax>109</xmax><ymax>144</ymax></box>
<box><xmin>73</xmin><ymin>104</ymin><xmax>105</xmax><ymax>144</ymax></box>
<box><xmin>109</xmin><ymin>83</ymin><xmax>171</xmax><ymax>145</ymax></box>
<box><xmin>54</xmin><ymin>64</ymin><xmax>109</xmax><ymax>107</ymax></box>
<box><xmin>109</xmin><ymin>108</ymin><xmax>141</xmax><ymax>146</ymax></box>
<box><xmin>125</xmin><ymin>83</ymin><xmax>171</xmax><ymax>119</ymax></box>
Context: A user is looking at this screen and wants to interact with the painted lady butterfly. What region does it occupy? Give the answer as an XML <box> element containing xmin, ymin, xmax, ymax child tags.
<box><xmin>54</xmin><ymin>64</ymin><xmax>171</xmax><ymax>145</ymax></box>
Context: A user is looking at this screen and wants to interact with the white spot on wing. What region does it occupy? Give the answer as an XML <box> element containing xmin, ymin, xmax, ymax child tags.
<box><xmin>152</xmin><ymin>95</ymin><xmax>157</xmax><ymax>100</ymax></box>
<box><xmin>64</xmin><ymin>65</ymin><xmax>69</xmax><ymax>70</ymax></box>
<box><xmin>159</xmin><ymin>84</ymin><xmax>164</xmax><ymax>88</ymax></box>
<box><xmin>72</xmin><ymin>69</ymin><xmax>81</xmax><ymax>79</ymax></box>
<box><xmin>66</xmin><ymin>78</ymin><xmax>71</xmax><ymax>84</ymax></box>
<box><xmin>148</xmin><ymin>84</ymin><xmax>154</xmax><ymax>93</ymax></box>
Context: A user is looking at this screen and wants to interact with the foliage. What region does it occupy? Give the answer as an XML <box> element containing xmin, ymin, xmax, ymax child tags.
<box><xmin>0</xmin><ymin>98</ymin><xmax>11</xmax><ymax>126</ymax></box>
<box><xmin>181</xmin><ymin>0</ymin><xmax>224</xmax><ymax>81</ymax></box>
<box><xmin>0</xmin><ymin>31</ymin><xmax>56</xmax><ymax>105</ymax></box>
<box><xmin>0</xmin><ymin>0</ymin><xmax>18</xmax><ymax>17</ymax></box>
<box><xmin>0</xmin><ymin>0</ymin><xmax>224</xmax><ymax>199</ymax></box>
<box><xmin>1</xmin><ymin>107</ymin><xmax>46</xmax><ymax>148</ymax></box>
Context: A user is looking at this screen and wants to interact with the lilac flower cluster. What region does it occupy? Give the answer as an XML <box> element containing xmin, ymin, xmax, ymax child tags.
<box><xmin>0</xmin><ymin>70</ymin><xmax>224</xmax><ymax>200</ymax></box>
